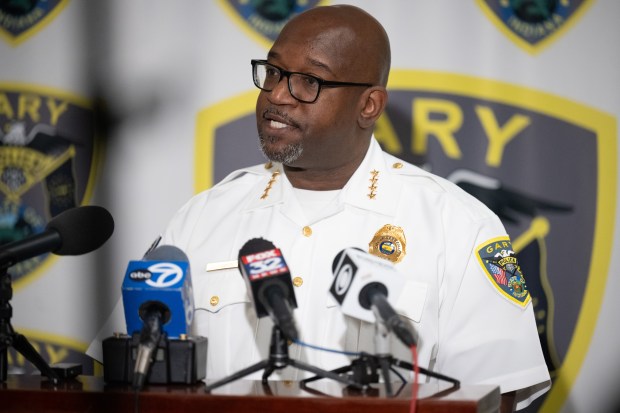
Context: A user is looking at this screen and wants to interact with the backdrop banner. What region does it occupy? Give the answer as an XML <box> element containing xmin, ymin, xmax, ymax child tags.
<box><xmin>1</xmin><ymin>1</ymin><xmax>618</xmax><ymax>412</ymax></box>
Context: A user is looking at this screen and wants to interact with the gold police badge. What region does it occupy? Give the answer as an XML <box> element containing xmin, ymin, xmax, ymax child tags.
<box><xmin>369</xmin><ymin>224</ymin><xmax>406</xmax><ymax>264</ymax></box>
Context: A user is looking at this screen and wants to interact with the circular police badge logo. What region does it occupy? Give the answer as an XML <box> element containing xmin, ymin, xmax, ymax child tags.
<box><xmin>508</xmin><ymin>274</ymin><xmax>529</xmax><ymax>299</ymax></box>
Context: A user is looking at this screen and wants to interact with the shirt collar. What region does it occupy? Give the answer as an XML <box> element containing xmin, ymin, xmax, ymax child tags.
<box><xmin>244</xmin><ymin>136</ymin><xmax>403</xmax><ymax>217</ymax></box>
<box><xmin>339</xmin><ymin>137</ymin><xmax>402</xmax><ymax>217</ymax></box>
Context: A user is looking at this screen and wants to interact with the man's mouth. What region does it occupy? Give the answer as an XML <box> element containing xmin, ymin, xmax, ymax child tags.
<box><xmin>270</xmin><ymin>120</ymin><xmax>288</xmax><ymax>129</ymax></box>
<box><xmin>263</xmin><ymin>109</ymin><xmax>298</xmax><ymax>130</ymax></box>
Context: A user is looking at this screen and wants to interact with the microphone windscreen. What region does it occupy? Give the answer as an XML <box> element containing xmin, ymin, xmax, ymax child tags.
<box><xmin>144</xmin><ymin>245</ymin><xmax>189</xmax><ymax>262</ymax></box>
<box><xmin>238</xmin><ymin>238</ymin><xmax>275</xmax><ymax>259</ymax></box>
<box><xmin>46</xmin><ymin>206</ymin><xmax>114</xmax><ymax>255</ymax></box>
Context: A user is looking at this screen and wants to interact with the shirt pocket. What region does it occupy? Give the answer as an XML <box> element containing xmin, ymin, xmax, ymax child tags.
<box><xmin>194</xmin><ymin>268</ymin><xmax>251</xmax><ymax>313</ymax></box>
<box><xmin>395</xmin><ymin>280</ymin><xmax>428</xmax><ymax>323</ymax></box>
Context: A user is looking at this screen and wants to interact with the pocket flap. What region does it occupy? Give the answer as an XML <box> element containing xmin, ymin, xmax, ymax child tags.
<box><xmin>195</xmin><ymin>268</ymin><xmax>251</xmax><ymax>313</ymax></box>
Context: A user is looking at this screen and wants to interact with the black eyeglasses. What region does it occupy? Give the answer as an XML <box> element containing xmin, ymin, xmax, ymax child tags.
<box><xmin>251</xmin><ymin>59</ymin><xmax>373</xmax><ymax>103</ymax></box>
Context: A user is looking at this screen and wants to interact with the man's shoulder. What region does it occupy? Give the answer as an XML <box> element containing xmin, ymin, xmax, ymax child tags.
<box><xmin>380</xmin><ymin>151</ymin><xmax>495</xmax><ymax>221</ymax></box>
<box><xmin>176</xmin><ymin>163</ymin><xmax>272</xmax><ymax>212</ymax></box>
<box><xmin>380</xmin><ymin>151</ymin><xmax>456</xmax><ymax>194</ymax></box>
<box><xmin>212</xmin><ymin>162</ymin><xmax>273</xmax><ymax>190</ymax></box>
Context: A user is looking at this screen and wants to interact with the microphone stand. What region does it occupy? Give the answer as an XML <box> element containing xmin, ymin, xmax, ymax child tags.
<box><xmin>0</xmin><ymin>267</ymin><xmax>61</xmax><ymax>383</ymax></box>
<box><xmin>204</xmin><ymin>324</ymin><xmax>364</xmax><ymax>392</ymax></box>
<box><xmin>301</xmin><ymin>318</ymin><xmax>460</xmax><ymax>397</ymax></box>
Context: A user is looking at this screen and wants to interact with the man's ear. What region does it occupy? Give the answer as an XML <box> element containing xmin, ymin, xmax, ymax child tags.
<box><xmin>358</xmin><ymin>86</ymin><xmax>388</xmax><ymax>129</ymax></box>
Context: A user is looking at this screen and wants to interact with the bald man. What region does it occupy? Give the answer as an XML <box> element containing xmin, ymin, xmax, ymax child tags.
<box><xmin>255</xmin><ymin>4</ymin><xmax>390</xmax><ymax>190</ymax></box>
<box><xmin>90</xmin><ymin>5</ymin><xmax>550</xmax><ymax>412</ymax></box>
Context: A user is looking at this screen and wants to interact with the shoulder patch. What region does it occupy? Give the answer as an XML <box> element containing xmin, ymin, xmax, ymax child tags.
<box><xmin>476</xmin><ymin>237</ymin><xmax>531</xmax><ymax>308</ymax></box>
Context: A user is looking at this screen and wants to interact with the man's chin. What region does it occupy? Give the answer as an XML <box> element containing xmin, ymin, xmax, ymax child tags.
<box><xmin>259</xmin><ymin>138</ymin><xmax>303</xmax><ymax>165</ymax></box>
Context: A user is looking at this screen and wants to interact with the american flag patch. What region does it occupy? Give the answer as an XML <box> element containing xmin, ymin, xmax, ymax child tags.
<box><xmin>490</xmin><ymin>263</ymin><xmax>508</xmax><ymax>285</ymax></box>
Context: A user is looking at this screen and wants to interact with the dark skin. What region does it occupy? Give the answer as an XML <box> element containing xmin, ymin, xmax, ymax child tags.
<box><xmin>256</xmin><ymin>5</ymin><xmax>389</xmax><ymax>190</ymax></box>
<box><xmin>255</xmin><ymin>5</ymin><xmax>516</xmax><ymax>412</ymax></box>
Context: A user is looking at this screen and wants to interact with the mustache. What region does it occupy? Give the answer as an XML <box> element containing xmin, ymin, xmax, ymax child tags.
<box><xmin>261</xmin><ymin>107</ymin><xmax>300</xmax><ymax>128</ymax></box>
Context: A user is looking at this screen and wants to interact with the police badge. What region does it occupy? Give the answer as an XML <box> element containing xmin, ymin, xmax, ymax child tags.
<box><xmin>368</xmin><ymin>224</ymin><xmax>406</xmax><ymax>264</ymax></box>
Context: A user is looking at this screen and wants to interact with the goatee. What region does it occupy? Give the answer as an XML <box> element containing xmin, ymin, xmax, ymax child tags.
<box><xmin>258</xmin><ymin>134</ymin><xmax>303</xmax><ymax>165</ymax></box>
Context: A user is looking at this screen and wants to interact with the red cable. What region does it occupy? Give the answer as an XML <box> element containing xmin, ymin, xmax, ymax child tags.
<box><xmin>409</xmin><ymin>345</ymin><xmax>419</xmax><ymax>413</ymax></box>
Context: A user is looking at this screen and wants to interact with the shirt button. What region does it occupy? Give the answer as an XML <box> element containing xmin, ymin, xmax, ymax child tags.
<box><xmin>302</xmin><ymin>226</ymin><xmax>312</xmax><ymax>237</ymax></box>
<box><xmin>209</xmin><ymin>296</ymin><xmax>219</xmax><ymax>306</ymax></box>
<box><xmin>293</xmin><ymin>277</ymin><xmax>303</xmax><ymax>287</ymax></box>
<box><xmin>392</xmin><ymin>162</ymin><xmax>403</xmax><ymax>169</ymax></box>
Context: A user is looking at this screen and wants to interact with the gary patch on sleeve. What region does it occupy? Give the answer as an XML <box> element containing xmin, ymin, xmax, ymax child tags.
<box><xmin>476</xmin><ymin>237</ymin><xmax>531</xmax><ymax>308</ymax></box>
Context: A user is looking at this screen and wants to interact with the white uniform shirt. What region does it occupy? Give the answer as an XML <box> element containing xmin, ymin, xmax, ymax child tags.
<box><xmin>158</xmin><ymin>137</ymin><xmax>550</xmax><ymax>409</ymax></box>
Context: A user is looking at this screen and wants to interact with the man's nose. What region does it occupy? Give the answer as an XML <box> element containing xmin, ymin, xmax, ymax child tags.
<box><xmin>267</xmin><ymin>76</ymin><xmax>297</xmax><ymax>104</ymax></box>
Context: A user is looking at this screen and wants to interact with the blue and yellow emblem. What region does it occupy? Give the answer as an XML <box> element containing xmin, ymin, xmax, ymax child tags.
<box><xmin>0</xmin><ymin>0</ymin><xmax>69</xmax><ymax>46</ymax></box>
<box><xmin>218</xmin><ymin>0</ymin><xmax>323</xmax><ymax>48</ymax></box>
<box><xmin>477</xmin><ymin>236</ymin><xmax>530</xmax><ymax>308</ymax></box>
<box><xmin>0</xmin><ymin>84</ymin><xmax>100</xmax><ymax>284</ymax></box>
<box><xmin>476</xmin><ymin>0</ymin><xmax>592</xmax><ymax>54</ymax></box>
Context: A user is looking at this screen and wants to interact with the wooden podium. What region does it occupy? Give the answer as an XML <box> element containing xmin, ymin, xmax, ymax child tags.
<box><xmin>0</xmin><ymin>375</ymin><xmax>500</xmax><ymax>413</ymax></box>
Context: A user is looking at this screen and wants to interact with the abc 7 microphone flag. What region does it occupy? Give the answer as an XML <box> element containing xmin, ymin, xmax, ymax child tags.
<box><xmin>122</xmin><ymin>250</ymin><xmax>194</xmax><ymax>338</ymax></box>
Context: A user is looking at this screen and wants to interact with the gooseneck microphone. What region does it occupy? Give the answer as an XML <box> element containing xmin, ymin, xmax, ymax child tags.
<box><xmin>0</xmin><ymin>205</ymin><xmax>114</xmax><ymax>268</ymax></box>
<box><xmin>238</xmin><ymin>238</ymin><xmax>299</xmax><ymax>341</ymax></box>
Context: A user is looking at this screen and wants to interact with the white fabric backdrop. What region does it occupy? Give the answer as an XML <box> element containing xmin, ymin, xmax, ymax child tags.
<box><xmin>1</xmin><ymin>1</ymin><xmax>618</xmax><ymax>411</ymax></box>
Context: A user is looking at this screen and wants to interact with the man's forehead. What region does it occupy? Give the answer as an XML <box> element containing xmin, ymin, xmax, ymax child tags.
<box><xmin>267</xmin><ymin>48</ymin><xmax>335</xmax><ymax>75</ymax></box>
<box><xmin>270</xmin><ymin>26</ymin><xmax>356</xmax><ymax>72</ymax></box>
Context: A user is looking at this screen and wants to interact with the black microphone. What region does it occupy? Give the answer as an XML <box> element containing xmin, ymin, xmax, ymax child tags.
<box><xmin>133</xmin><ymin>301</ymin><xmax>168</xmax><ymax>390</ymax></box>
<box><xmin>0</xmin><ymin>205</ymin><xmax>114</xmax><ymax>269</ymax></box>
<box><xmin>330</xmin><ymin>248</ymin><xmax>416</xmax><ymax>347</ymax></box>
<box><xmin>238</xmin><ymin>238</ymin><xmax>299</xmax><ymax>341</ymax></box>
<box><xmin>364</xmin><ymin>283</ymin><xmax>416</xmax><ymax>347</ymax></box>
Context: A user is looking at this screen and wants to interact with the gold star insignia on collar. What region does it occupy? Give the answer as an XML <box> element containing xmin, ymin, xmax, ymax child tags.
<box><xmin>260</xmin><ymin>170</ymin><xmax>280</xmax><ymax>200</ymax></box>
<box><xmin>368</xmin><ymin>170</ymin><xmax>380</xmax><ymax>199</ymax></box>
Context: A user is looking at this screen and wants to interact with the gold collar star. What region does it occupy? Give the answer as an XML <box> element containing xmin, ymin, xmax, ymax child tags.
<box><xmin>260</xmin><ymin>170</ymin><xmax>280</xmax><ymax>200</ymax></box>
<box><xmin>368</xmin><ymin>169</ymin><xmax>380</xmax><ymax>199</ymax></box>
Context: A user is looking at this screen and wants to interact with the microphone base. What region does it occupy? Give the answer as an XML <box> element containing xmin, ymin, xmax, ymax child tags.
<box><xmin>204</xmin><ymin>325</ymin><xmax>362</xmax><ymax>392</ymax></box>
<box><xmin>301</xmin><ymin>353</ymin><xmax>461</xmax><ymax>397</ymax></box>
<box><xmin>102</xmin><ymin>333</ymin><xmax>207</xmax><ymax>385</ymax></box>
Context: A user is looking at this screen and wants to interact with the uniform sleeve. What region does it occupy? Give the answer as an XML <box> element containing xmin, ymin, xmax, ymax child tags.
<box><xmin>160</xmin><ymin>191</ymin><xmax>211</xmax><ymax>247</ymax></box>
<box><xmin>435</xmin><ymin>212</ymin><xmax>551</xmax><ymax>410</ymax></box>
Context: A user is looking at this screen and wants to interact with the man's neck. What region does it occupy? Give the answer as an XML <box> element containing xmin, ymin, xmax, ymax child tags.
<box><xmin>283</xmin><ymin>136</ymin><xmax>372</xmax><ymax>190</ymax></box>
<box><xmin>283</xmin><ymin>163</ymin><xmax>359</xmax><ymax>190</ymax></box>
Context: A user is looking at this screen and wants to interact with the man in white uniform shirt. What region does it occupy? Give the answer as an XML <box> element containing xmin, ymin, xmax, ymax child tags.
<box><xmin>89</xmin><ymin>5</ymin><xmax>550</xmax><ymax>412</ymax></box>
